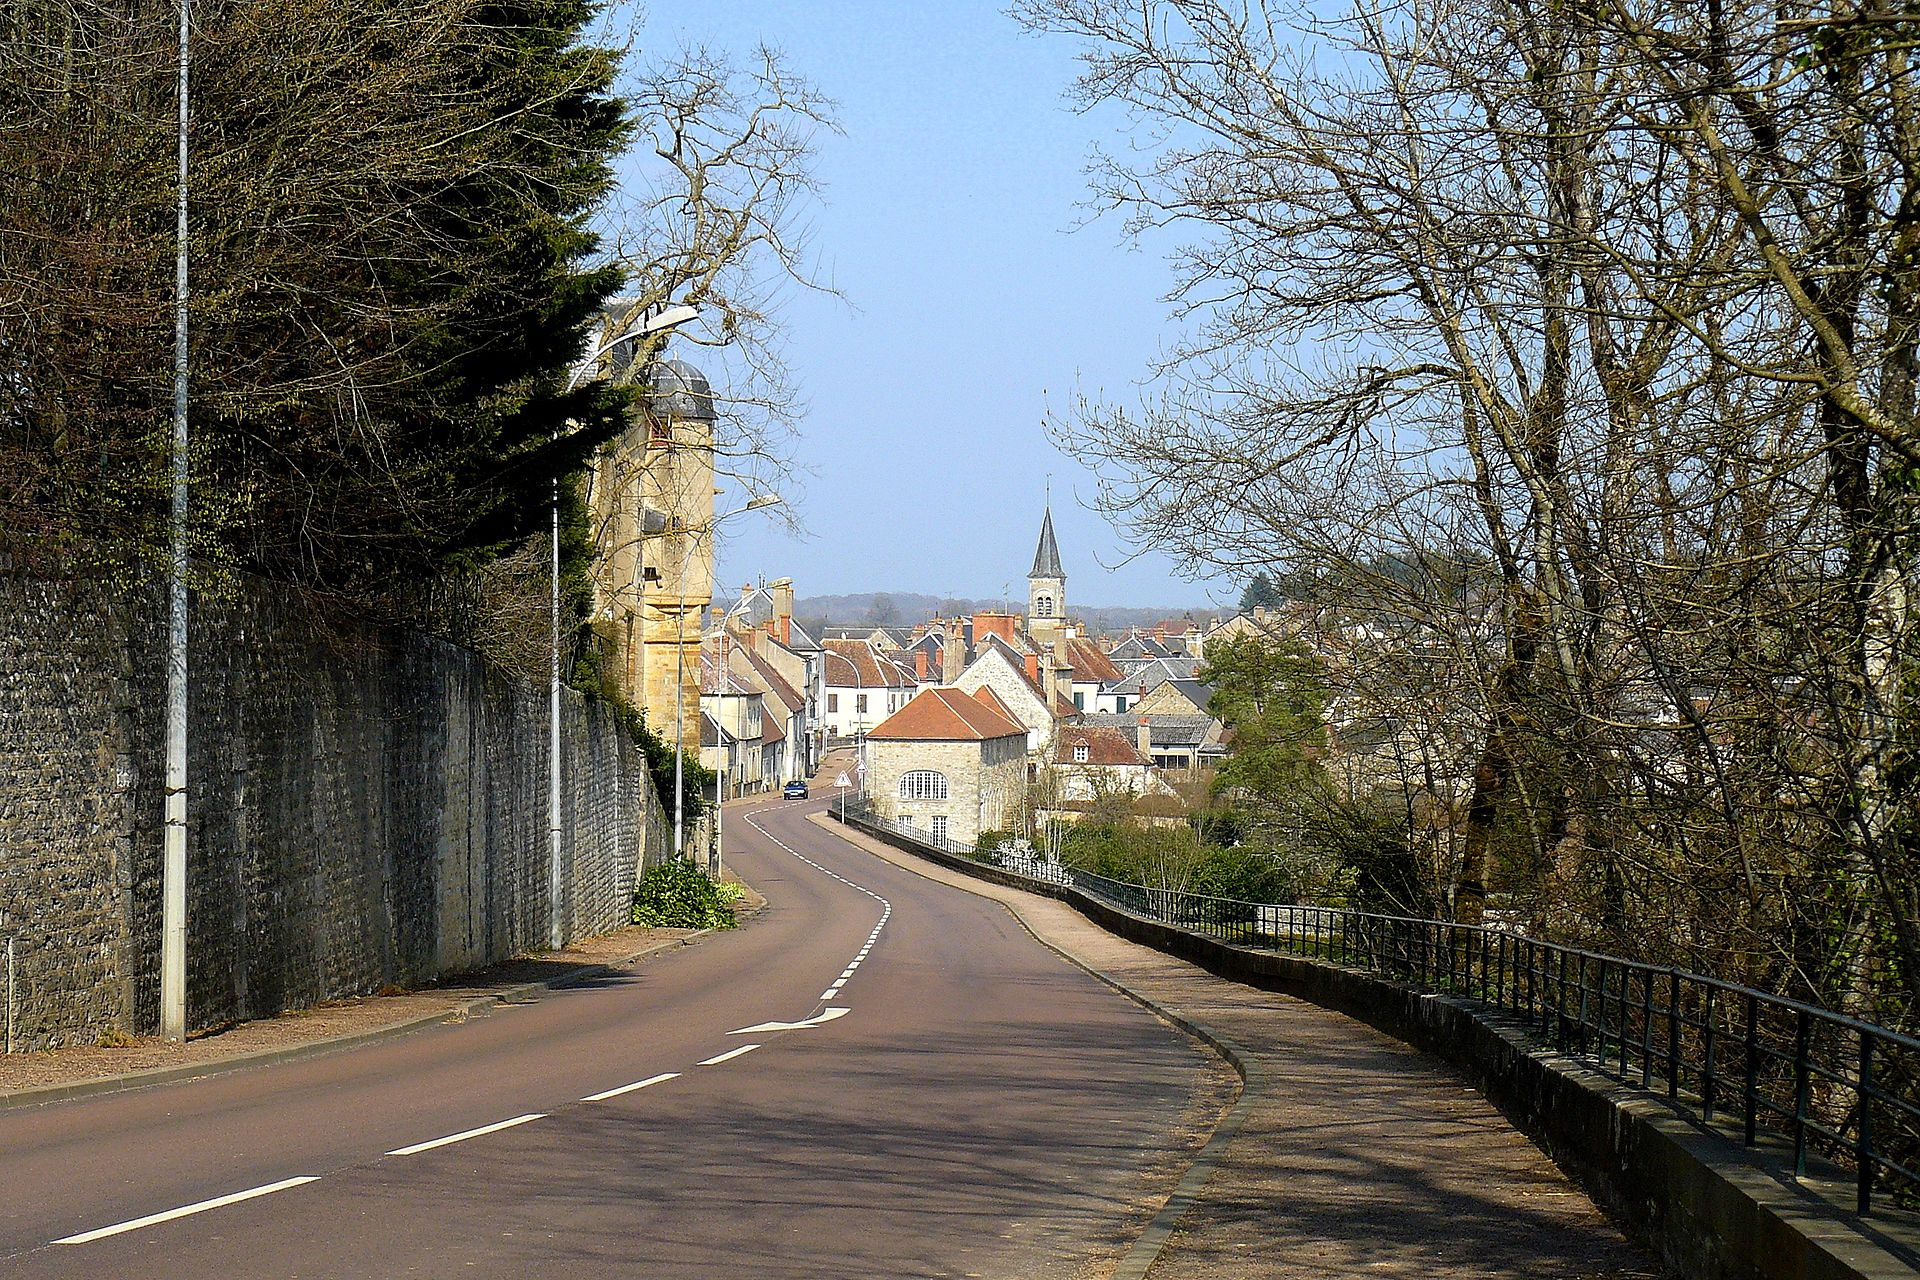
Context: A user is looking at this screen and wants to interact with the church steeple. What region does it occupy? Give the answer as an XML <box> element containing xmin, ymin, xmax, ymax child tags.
<box><xmin>1027</xmin><ymin>505</ymin><xmax>1066</xmax><ymax>644</ymax></box>
<box><xmin>1030</xmin><ymin>507</ymin><xmax>1064</xmax><ymax>578</ymax></box>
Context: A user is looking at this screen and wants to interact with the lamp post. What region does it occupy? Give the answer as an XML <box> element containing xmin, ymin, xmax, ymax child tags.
<box><xmin>671</xmin><ymin>493</ymin><xmax>782</xmax><ymax>864</ymax></box>
<box><xmin>159</xmin><ymin>0</ymin><xmax>193</xmax><ymax>1043</ymax></box>
<box><xmin>550</xmin><ymin>304</ymin><xmax>697</xmax><ymax>948</ymax></box>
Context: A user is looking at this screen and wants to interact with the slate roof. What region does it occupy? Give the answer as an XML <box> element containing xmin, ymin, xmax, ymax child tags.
<box><xmin>869</xmin><ymin>687</ymin><xmax>1027</xmax><ymax>742</ymax></box>
<box><xmin>1109</xmin><ymin>632</ymin><xmax>1174</xmax><ymax>663</ymax></box>
<box><xmin>1149</xmin><ymin>679</ymin><xmax>1216</xmax><ymax>713</ymax></box>
<box><xmin>1078</xmin><ymin>712</ymin><xmax>1219</xmax><ymax>747</ymax></box>
<box><xmin>1112</xmin><ymin>657</ymin><xmax>1202</xmax><ymax>695</ymax></box>
<box><xmin>1030</xmin><ymin>507</ymin><xmax>1064</xmax><ymax>578</ymax></box>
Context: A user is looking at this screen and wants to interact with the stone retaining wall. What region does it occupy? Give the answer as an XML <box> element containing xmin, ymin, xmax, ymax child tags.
<box><xmin>0</xmin><ymin>568</ymin><xmax>666</xmax><ymax>1049</ymax></box>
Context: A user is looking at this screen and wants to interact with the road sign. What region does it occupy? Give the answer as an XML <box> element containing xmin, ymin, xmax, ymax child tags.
<box><xmin>835</xmin><ymin>773</ymin><xmax>850</xmax><ymax>788</ymax></box>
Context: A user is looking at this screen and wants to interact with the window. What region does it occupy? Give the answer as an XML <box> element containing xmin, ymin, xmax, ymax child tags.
<box><xmin>899</xmin><ymin>770</ymin><xmax>949</xmax><ymax>800</ymax></box>
<box><xmin>1073</xmin><ymin>744</ymin><xmax>1090</xmax><ymax>763</ymax></box>
<box><xmin>856</xmin><ymin>693</ymin><xmax>868</xmax><ymax>715</ymax></box>
<box><xmin>1115</xmin><ymin>696</ymin><xmax>1128</xmax><ymax>713</ymax></box>
<box><xmin>931</xmin><ymin>815</ymin><xmax>949</xmax><ymax>844</ymax></box>
<box><xmin>1035</xmin><ymin>595</ymin><xmax>1054</xmax><ymax>618</ymax></box>
<box><xmin>828</xmin><ymin>693</ymin><xmax>838</xmax><ymax>713</ymax></box>
<box><xmin>1074</xmin><ymin>691</ymin><xmax>1086</xmax><ymax>710</ymax></box>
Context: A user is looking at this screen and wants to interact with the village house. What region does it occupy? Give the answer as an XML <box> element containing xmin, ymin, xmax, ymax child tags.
<box><xmin>821</xmin><ymin>638</ymin><xmax>915</xmax><ymax>740</ymax></box>
<box><xmin>724</xmin><ymin>578</ymin><xmax>825</xmax><ymax>774</ymax></box>
<box><xmin>699</xmin><ymin>647</ymin><xmax>769</xmax><ymax>796</ymax></box>
<box><xmin>865</xmin><ymin>687</ymin><xmax>1029</xmax><ymax>847</ymax></box>
<box><xmin>1047</xmin><ymin>724</ymin><xmax>1159</xmax><ymax>802</ymax></box>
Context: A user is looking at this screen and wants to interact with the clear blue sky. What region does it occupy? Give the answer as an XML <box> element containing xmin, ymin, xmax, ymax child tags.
<box><xmin>630</xmin><ymin>1</ymin><xmax>1232</xmax><ymax>612</ymax></box>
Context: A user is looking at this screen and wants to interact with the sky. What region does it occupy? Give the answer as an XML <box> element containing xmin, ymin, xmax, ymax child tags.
<box><xmin>628</xmin><ymin>2</ymin><xmax>1233</xmax><ymax>612</ymax></box>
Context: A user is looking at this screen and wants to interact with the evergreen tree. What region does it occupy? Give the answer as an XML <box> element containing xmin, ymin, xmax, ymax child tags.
<box><xmin>2</xmin><ymin>0</ymin><xmax>634</xmax><ymax>594</ymax></box>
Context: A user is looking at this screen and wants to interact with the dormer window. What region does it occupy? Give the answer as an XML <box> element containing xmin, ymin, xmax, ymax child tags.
<box><xmin>1072</xmin><ymin>744</ymin><xmax>1089</xmax><ymax>763</ymax></box>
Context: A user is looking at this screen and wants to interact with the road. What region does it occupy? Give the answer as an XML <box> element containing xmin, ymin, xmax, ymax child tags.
<box><xmin>0</xmin><ymin>794</ymin><xmax>1223</xmax><ymax>1278</ymax></box>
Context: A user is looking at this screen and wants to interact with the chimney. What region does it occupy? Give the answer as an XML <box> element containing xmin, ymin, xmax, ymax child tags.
<box><xmin>942</xmin><ymin>622</ymin><xmax>964</xmax><ymax>682</ymax></box>
<box><xmin>1043</xmin><ymin>655</ymin><xmax>1058</xmax><ymax>709</ymax></box>
<box><xmin>1137</xmin><ymin>716</ymin><xmax>1152</xmax><ymax>759</ymax></box>
<box><xmin>1024</xmin><ymin>651</ymin><xmax>1039</xmax><ymax>686</ymax></box>
<box><xmin>915</xmin><ymin>649</ymin><xmax>929</xmax><ymax>682</ymax></box>
<box><xmin>771</xmin><ymin>578</ymin><xmax>794</xmax><ymax>646</ymax></box>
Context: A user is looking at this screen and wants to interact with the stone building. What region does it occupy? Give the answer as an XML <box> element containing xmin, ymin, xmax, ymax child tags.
<box><xmin>584</xmin><ymin>354</ymin><xmax>717</xmax><ymax>750</ymax></box>
<box><xmin>866</xmin><ymin>687</ymin><xmax>1028</xmax><ymax>847</ymax></box>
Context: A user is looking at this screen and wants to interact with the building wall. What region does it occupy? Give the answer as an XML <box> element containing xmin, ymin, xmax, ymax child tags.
<box><xmin>0</xmin><ymin>569</ymin><xmax>664</xmax><ymax>1050</ymax></box>
<box><xmin>953</xmin><ymin>650</ymin><xmax>1056</xmax><ymax>752</ymax></box>
<box><xmin>821</xmin><ymin>682</ymin><xmax>908</xmax><ymax>740</ymax></box>
<box><xmin>867</xmin><ymin>735</ymin><xmax>1026</xmax><ymax>846</ymax></box>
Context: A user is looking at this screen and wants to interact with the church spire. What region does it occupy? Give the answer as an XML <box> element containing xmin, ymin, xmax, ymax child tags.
<box><xmin>1030</xmin><ymin>507</ymin><xmax>1064</xmax><ymax>579</ymax></box>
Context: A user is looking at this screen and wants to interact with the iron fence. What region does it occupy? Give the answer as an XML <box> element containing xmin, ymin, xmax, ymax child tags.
<box><xmin>835</xmin><ymin>797</ymin><xmax>1920</xmax><ymax>1216</ymax></box>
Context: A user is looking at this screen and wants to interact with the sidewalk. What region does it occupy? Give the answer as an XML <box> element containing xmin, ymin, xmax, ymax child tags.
<box><xmin>0</xmin><ymin>884</ymin><xmax>759</xmax><ymax>1108</ymax></box>
<box><xmin>816</xmin><ymin>814</ymin><xmax>1663</xmax><ymax>1280</ymax></box>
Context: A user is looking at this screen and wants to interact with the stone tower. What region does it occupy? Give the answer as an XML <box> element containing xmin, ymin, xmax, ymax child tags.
<box><xmin>1027</xmin><ymin>506</ymin><xmax>1066</xmax><ymax>646</ymax></box>
<box><xmin>586</xmin><ymin>356</ymin><xmax>717</xmax><ymax>750</ymax></box>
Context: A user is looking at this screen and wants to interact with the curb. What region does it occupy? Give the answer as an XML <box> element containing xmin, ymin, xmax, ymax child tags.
<box><xmin>0</xmin><ymin>930</ymin><xmax>716</xmax><ymax>1113</ymax></box>
<box><xmin>807</xmin><ymin>811</ymin><xmax>1259</xmax><ymax>1279</ymax></box>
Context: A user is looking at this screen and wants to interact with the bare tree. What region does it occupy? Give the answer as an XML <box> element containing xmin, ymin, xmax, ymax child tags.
<box><xmin>1020</xmin><ymin>0</ymin><xmax>1920</xmax><ymax>1017</ymax></box>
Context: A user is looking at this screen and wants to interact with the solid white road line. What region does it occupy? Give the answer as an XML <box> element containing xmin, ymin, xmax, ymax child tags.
<box><xmin>386</xmin><ymin>1113</ymin><xmax>545</xmax><ymax>1157</ymax></box>
<box><xmin>698</xmin><ymin>1043</ymin><xmax>760</xmax><ymax>1066</ymax></box>
<box><xmin>731</xmin><ymin>1007</ymin><xmax>850</xmax><ymax>1035</ymax></box>
<box><xmin>582</xmin><ymin>1072</ymin><xmax>679</xmax><ymax>1102</ymax></box>
<box><xmin>54</xmin><ymin>1176</ymin><xmax>320</xmax><ymax>1245</ymax></box>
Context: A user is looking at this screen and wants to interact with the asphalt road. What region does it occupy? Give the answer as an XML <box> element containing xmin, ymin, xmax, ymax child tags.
<box><xmin>0</xmin><ymin>794</ymin><xmax>1220</xmax><ymax>1278</ymax></box>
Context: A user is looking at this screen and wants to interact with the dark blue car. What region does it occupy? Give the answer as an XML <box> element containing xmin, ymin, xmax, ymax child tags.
<box><xmin>783</xmin><ymin>780</ymin><xmax>809</xmax><ymax>799</ymax></box>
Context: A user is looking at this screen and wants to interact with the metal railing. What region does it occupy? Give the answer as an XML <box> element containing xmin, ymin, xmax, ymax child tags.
<box><xmin>835</xmin><ymin>797</ymin><xmax>1920</xmax><ymax>1216</ymax></box>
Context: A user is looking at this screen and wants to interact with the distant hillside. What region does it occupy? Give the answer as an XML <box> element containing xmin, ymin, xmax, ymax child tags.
<box><xmin>795</xmin><ymin>592</ymin><xmax>1227</xmax><ymax>640</ymax></box>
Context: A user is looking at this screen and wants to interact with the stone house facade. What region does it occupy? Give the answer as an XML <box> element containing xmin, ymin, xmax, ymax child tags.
<box><xmin>865</xmin><ymin>688</ymin><xmax>1028</xmax><ymax>847</ymax></box>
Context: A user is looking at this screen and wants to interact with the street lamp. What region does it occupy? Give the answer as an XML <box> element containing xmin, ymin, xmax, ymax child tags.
<box><xmin>672</xmin><ymin>492</ymin><xmax>783</xmax><ymax>866</ymax></box>
<box><xmin>550</xmin><ymin>304</ymin><xmax>697</xmax><ymax>949</ymax></box>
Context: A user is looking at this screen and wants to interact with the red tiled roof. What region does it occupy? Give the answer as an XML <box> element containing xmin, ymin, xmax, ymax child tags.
<box><xmin>1056</xmin><ymin>725</ymin><xmax>1149</xmax><ymax>767</ymax></box>
<box><xmin>1062</xmin><ymin>636</ymin><xmax>1124</xmax><ymax>684</ymax></box>
<box><xmin>869</xmin><ymin>687</ymin><xmax>1027</xmax><ymax>742</ymax></box>
<box><xmin>823</xmin><ymin>638</ymin><xmax>913</xmax><ymax>688</ymax></box>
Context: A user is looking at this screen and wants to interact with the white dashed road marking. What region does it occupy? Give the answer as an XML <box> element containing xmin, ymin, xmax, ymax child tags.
<box><xmin>698</xmin><ymin>1044</ymin><xmax>760</xmax><ymax>1066</ymax></box>
<box><xmin>582</xmin><ymin>1072</ymin><xmax>679</xmax><ymax>1102</ymax></box>
<box><xmin>53</xmin><ymin>1177</ymin><xmax>321</xmax><ymax>1245</ymax></box>
<box><xmin>744</xmin><ymin>806</ymin><xmax>893</xmax><ymax>1011</ymax></box>
<box><xmin>386</xmin><ymin>1113</ymin><xmax>545</xmax><ymax>1157</ymax></box>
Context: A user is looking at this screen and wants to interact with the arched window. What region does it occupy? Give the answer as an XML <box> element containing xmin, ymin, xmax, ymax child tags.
<box><xmin>1035</xmin><ymin>595</ymin><xmax>1054</xmax><ymax>618</ymax></box>
<box><xmin>899</xmin><ymin>770</ymin><xmax>949</xmax><ymax>800</ymax></box>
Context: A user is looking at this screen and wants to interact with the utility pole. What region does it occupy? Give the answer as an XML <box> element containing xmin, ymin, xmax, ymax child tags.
<box><xmin>160</xmin><ymin>0</ymin><xmax>193</xmax><ymax>1044</ymax></box>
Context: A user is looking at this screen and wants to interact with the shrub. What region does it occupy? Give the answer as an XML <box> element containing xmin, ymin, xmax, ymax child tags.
<box><xmin>633</xmin><ymin>858</ymin><xmax>739</xmax><ymax>930</ymax></box>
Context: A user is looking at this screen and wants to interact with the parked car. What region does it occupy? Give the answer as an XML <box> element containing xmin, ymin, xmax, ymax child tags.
<box><xmin>783</xmin><ymin>780</ymin><xmax>809</xmax><ymax>799</ymax></box>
